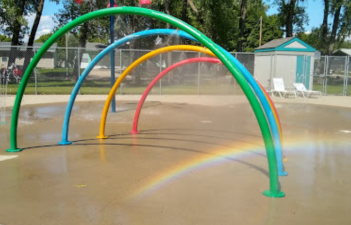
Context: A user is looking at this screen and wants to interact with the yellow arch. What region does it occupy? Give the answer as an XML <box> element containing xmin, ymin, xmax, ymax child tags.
<box><xmin>97</xmin><ymin>45</ymin><xmax>215</xmax><ymax>139</ymax></box>
<box><xmin>97</xmin><ymin>45</ymin><xmax>283</xmax><ymax>144</ymax></box>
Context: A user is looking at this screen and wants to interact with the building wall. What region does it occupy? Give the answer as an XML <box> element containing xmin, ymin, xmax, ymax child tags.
<box><xmin>274</xmin><ymin>54</ymin><xmax>297</xmax><ymax>89</ymax></box>
<box><xmin>253</xmin><ymin>54</ymin><xmax>273</xmax><ymax>89</ymax></box>
<box><xmin>255</xmin><ymin>51</ymin><xmax>315</xmax><ymax>90</ymax></box>
<box><xmin>1</xmin><ymin>57</ymin><xmax>54</xmax><ymax>69</ymax></box>
<box><xmin>16</xmin><ymin>58</ymin><xmax>54</xmax><ymax>68</ymax></box>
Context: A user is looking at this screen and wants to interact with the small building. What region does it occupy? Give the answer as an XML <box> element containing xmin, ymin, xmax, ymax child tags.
<box><xmin>81</xmin><ymin>42</ymin><xmax>109</xmax><ymax>69</ymax></box>
<box><xmin>331</xmin><ymin>49</ymin><xmax>351</xmax><ymax>74</ymax></box>
<box><xmin>0</xmin><ymin>42</ymin><xmax>57</xmax><ymax>69</ymax></box>
<box><xmin>254</xmin><ymin>37</ymin><xmax>316</xmax><ymax>90</ymax></box>
<box><xmin>333</xmin><ymin>48</ymin><xmax>351</xmax><ymax>57</ymax></box>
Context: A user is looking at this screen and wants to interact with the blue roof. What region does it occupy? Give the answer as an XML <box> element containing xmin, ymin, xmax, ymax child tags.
<box><xmin>254</xmin><ymin>37</ymin><xmax>315</xmax><ymax>53</ymax></box>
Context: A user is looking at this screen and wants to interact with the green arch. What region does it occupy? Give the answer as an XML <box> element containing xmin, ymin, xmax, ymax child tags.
<box><xmin>6</xmin><ymin>7</ymin><xmax>284</xmax><ymax>198</ymax></box>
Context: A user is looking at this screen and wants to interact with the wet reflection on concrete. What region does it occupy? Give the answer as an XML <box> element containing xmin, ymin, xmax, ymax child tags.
<box><xmin>0</xmin><ymin>101</ymin><xmax>351</xmax><ymax>224</ymax></box>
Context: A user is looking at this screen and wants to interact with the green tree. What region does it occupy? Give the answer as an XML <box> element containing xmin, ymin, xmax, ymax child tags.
<box><xmin>321</xmin><ymin>0</ymin><xmax>330</xmax><ymax>47</ymax></box>
<box><xmin>237</xmin><ymin>0</ymin><xmax>248</xmax><ymax>52</ymax></box>
<box><xmin>35</xmin><ymin>31</ymin><xmax>78</xmax><ymax>46</ymax></box>
<box><xmin>298</xmin><ymin>0</ymin><xmax>351</xmax><ymax>54</ymax></box>
<box><xmin>198</xmin><ymin>0</ymin><xmax>239</xmax><ymax>51</ymax></box>
<box><xmin>296</xmin><ymin>28</ymin><xmax>321</xmax><ymax>50</ymax></box>
<box><xmin>55</xmin><ymin>0</ymin><xmax>110</xmax><ymax>80</ymax></box>
<box><xmin>0</xmin><ymin>34</ymin><xmax>11</xmax><ymax>42</ymax></box>
<box><xmin>244</xmin><ymin>14</ymin><xmax>284</xmax><ymax>52</ymax></box>
<box><xmin>0</xmin><ymin>0</ymin><xmax>31</xmax><ymax>44</ymax></box>
<box><xmin>36</xmin><ymin>31</ymin><xmax>79</xmax><ymax>68</ymax></box>
<box><xmin>336</xmin><ymin>1</ymin><xmax>351</xmax><ymax>49</ymax></box>
<box><xmin>55</xmin><ymin>0</ymin><xmax>109</xmax><ymax>46</ymax></box>
<box><xmin>276</xmin><ymin>0</ymin><xmax>309</xmax><ymax>37</ymax></box>
<box><xmin>228</xmin><ymin>0</ymin><xmax>283</xmax><ymax>52</ymax></box>
<box><xmin>34</xmin><ymin>33</ymin><xmax>53</xmax><ymax>43</ymax></box>
<box><xmin>0</xmin><ymin>0</ymin><xmax>29</xmax><ymax>66</ymax></box>
<box><xmin>338</xmin><ymin>40</ymin><xmax>351</xmax><ymax>49</ymax></box>
<box><xmin>328</xmin><ymin>0</ymin><xmax>343</xmax><ymax>54</ymax></box>
<box><xmin>24</xmin><ymin>0</ymin><xmax>60</xmax><ymax>72</ymax></box>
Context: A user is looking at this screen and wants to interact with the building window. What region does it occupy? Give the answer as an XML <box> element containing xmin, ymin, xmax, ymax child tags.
<box><xmin>2</xmin><ymin>57</ymin><xmax>7</xmax><ymax>62</ymax></box>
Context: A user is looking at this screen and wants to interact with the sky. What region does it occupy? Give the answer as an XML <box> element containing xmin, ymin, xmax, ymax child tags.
<box><xmin>24</xmin><ymin>0</ymin><xmax>326</xmax><ymax>42</ymax></box>
<box><xmin>267</xmin><ymin>0</ymin><xmax>328</xmax><ymax>33</ymax></box>
<box><xmin>23</xmin><ymin>0</ymin><xmax>62</xmax><ymax>42</ymax></box>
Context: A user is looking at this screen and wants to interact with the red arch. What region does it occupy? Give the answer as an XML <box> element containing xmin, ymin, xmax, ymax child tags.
<box><xmin>131</xmin><ymin>57</ymin><xmax>284</xmax><ymax>142</ymax></box>
<box><xmin>131</xmin><ymin>57</ymin><xmax>221</xmax><ymax>133</ymax></box>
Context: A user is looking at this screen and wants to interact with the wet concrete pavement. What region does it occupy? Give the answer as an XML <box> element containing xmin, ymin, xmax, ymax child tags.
<box><xmin>0</xmin><ymin>100</ymin><xmax>351</xmax><ymax>224</ymax></box>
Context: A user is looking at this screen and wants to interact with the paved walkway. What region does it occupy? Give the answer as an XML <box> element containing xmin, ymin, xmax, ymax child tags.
<box><xmin>3</xmin><ymin>94</ymin><xmax>351</xmax><ymax>108</ymax></box>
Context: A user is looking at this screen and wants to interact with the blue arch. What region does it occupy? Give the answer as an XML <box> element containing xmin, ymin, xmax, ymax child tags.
<box><xmin>59</xmin><ymin>29</ymin><xmax>195</xmax><ymax>144</ymax></box>
<box><xmin>58</xmin><ymin>29</ymin><xmax>286</xmax><ymax>176</ymax></box>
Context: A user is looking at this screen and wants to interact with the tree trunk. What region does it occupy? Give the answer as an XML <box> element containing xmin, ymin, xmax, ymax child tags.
<box><xmin>321</xmin><ymin>0</ymin><xmax>329</xmax><ymax>48</ymax></box>
<box><xmin>236</xmin><ymin>0</ymin><xmax>248</xmax><ymax>52</ymax></box>
<box><xmin>164</xmin><ymin>0</ymin><xmax>170</xmax><ymax>28</ymax></box>
<box><xmin>328</xmin><ymin>4</ymin><xmax>342</xmax><ymax>54</ymax></box>
<box><xmin>182</xmin><ymin>0</ymin><xmax>189</xmax><ymax>44</ymax></box>
<box><xmin>23</xmin><ymin>0</ymin><xmax>45</xmax><ymax>72</ymax></box>
<box><xmin>8</xmin><ymin>0</ymin><xmax>26</xmax><ymax>67</ymax></box>
<box><xmin>286</xmin><ymin>0</ymin><xmax>296</xmax><ymax>37</ymax></box>
<box><xmin>182</xmin><ymin>0</ymin><xmax>187</xmax><ymax>23</ymax></box>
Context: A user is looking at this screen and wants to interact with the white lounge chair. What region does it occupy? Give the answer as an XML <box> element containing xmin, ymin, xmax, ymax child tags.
<box><xmin>293</xmin><ymin>83</ymin><xmax>322</xmax><ymax>98</ymax></box>
<box><xmin>272</xmin><ymin>78</ymin><xmax>296</xmax><ymax>98</ymax></box>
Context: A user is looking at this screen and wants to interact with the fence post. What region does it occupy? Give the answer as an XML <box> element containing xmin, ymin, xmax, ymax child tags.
<box><xmin>345</xmin><ymin>56</ymin><xmax>349</xmax><ymax>96</ymax></box>
<box><xmin>322</xmin><ymin>56</ymin><xmax>327</xmax><ymax>95</ymax></box>
<box><xmin>234</xmin><ymin>52</ymin><xmax>239</xmax><ymax>95</ymax></box>
<box><xmin>325</xmin><ymin>56</ymin><xmax>329</xmax><ymax>95</ymax></box>
<box><xmin>159</xmin><ymin>54</ymin><xmax>162</xmax><ymax>95</ymax></box>
<box><xmin>33</xmin><ymin>47</ymin><xmax>38</xmax><ymax>95</ymax></box>
<box><xmin>230</xmin><ymin>52</ymin><xmax>235</xmax><ymax>95</ymax></box>
<box><xmin>197</xmin><ymin>52</ymin><xmax>201</xmax><ymax>95</ymax></box>
<box><xmin>65</xmin><ymin>33</ymin><xmax>68</xmax><ymax>77</ymax></box>
<box><xmin>322</xmin><ymin>56</ymin><xmax>327</xmax><ymax>93</ymax></box>
<box><xmin>77</xmin><ymin>48</ymin><xmax>81</xmax><ymax>95</ymax></box>
<box><xmin>119</xmin><ymin>49</ymin><xmax>122</xmax><ymax>95</ymax></box>
<box><xmin>342</xmin><ymin>56</ymin><xmax>347</xmax><ymax>96</ymax></box>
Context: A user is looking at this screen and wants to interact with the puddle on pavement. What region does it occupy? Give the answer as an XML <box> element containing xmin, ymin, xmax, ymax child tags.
<box><xmin>0</xmin><ymin>101</ymin><xmax>351</xmax><ymax>224</ymax></box>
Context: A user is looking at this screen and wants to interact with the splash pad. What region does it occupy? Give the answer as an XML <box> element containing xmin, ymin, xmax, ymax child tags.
<box><xmin>2</xmin><ymin>99</ymin><xmax>351</xmax><ymax>224</ymax></box>
<box><xmin>5</xmin><ymin>7</ymin><xmax>285</xmax><ymax>197</ymax></box>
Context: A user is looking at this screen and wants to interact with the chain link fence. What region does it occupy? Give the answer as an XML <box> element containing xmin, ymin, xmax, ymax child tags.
<box><xmin>0</xmin><ymin>46</ymin><xmax>350</xmax><ymax>96</ymax></box>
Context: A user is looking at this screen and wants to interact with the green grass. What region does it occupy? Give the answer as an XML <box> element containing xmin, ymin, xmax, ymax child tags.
<box><xmin>2</xmin><ymin>68</ymin><xmax>242</xmax><ymax>95</ymax></box>
<box><xmin>4</xmin><ymin>76</ymin><xmax>348</xmax><ymax>96</ymax></box>
<box><xmin>4</xmin><ymin>81</ymin><xmax>242</xmax><ymax>95</ymax></box>
<box><xmin>37</xmin><ymin>68</ymin><xmax>76</xmax><ymax>77</ymax></box>
<box><xmin>313</xmin><ymin>83</ymin><xmax>348</xmax><ymax>95</ymax></box>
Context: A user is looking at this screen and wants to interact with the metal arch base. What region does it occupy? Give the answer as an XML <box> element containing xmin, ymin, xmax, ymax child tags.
<box><xmin>58</xmin><ymin>141</ymin><xmax>72</xmax><ymax>145</ymax></box>
<box><xmin>6</xmin><ymin>148</ymin><xmax>22</xmax><ymax>152</ymax></box>
<box><xmin>263</xmin><ymin>190</ymin><xmax>285</xmax><ymax>198</ymax></box>
<box><xmin>279</xmin><ymin>171</ymin><xmax>288</xmax><ymax>176</ymax></box>
<box><xmin>96</xmin><ymin>135</ymin><xmax>108</xmax><ymax>139</ymax></box>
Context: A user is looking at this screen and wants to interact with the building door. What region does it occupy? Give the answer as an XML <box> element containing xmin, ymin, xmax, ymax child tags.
<box><xmin>296</xmin><ymin>56</ymin><xmax>311</xmax><ymax>89</ymax></box>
